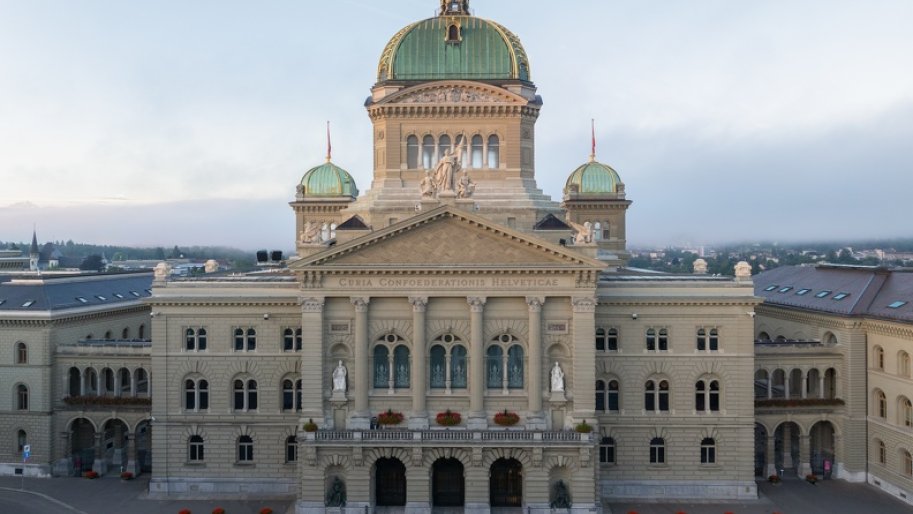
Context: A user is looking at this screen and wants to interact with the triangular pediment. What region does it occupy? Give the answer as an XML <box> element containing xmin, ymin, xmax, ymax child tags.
<box><xmin>379</xmin><ymin>81</ymin><xmax>530</xmax><ymax>106</ymax></box>
<box><xmin>290</xmin><ymin>206</ymin><xmax>604</xmax><ymax>272</ymax></box>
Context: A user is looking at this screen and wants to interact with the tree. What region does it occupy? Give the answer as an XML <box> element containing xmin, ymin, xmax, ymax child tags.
<box><xmin>79</xmin><ymin>255</ymin><xmax>105</xmax><ymax>272</ymax></box>
<box><xmin>170</xmin><ymin>245</ymin><xmax>182</xmax><ymax>259</ymax></box>
<box><xmin>154</xmin><ymin>247</ymin><xmax>166</xmax><ymax>260</ymax></box>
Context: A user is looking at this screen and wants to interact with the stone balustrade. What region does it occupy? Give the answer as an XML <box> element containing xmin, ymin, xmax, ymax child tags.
<box><xmin>306</xmin><ymin>429</ymin><xmax>592</xmax><ymax>446</ymax></box>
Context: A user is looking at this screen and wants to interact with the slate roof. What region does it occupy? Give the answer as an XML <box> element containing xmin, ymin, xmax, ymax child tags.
<box><xmin>755</xmin><ymin>264</ymin><xmax>913</xmax><ymax>322</ymax></box>
<box><xmin>0</xmin><ymin>272</ymin><xmax>153</xmax><ymax>313</ymax></box>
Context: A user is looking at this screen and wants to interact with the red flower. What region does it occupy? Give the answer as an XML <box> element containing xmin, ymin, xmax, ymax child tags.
<box><xmin>493</xmin><ymin>410</ymin><xmax>519</xmax><ymax>426</ymax></box>
<box><xmin>212</xmin><ymin>508</ymin><xmax>226</xmax><ymax>514</ymax></box>
<box><xmin>377</xmin><ymin>409</ymin><xmax>404</xmax><ymax>425</ymax></box>
<box><xmin>436</xmin><ymin>410</ymin><xmax>462</xmax><ymax>426</ymax></box>
<box><xmin>259</xmin><ymin>509</ymin><xmax>274</xmax><ymax>514</ymax></box>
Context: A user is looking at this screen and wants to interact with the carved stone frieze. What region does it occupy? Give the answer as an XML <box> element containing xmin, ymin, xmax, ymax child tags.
<box><xmin>526</xmin><ymin>296</ymin><xmax>545</xmax><ymax>312</ymax></box>
<box><xmin>351</xmin><ymin>297</ymin><xmax>370</xmax><ymax>313</ymax></box>
<box><xmin>467</xmin><ymin>296</ymin><xmax>487</xmax><ymax>313</ymax></box>
<box><xmin>399</xmin><ymin>86</ymin><xmax>503</xmax><ymax>104</ymax></box>
<box><xmin>572</xmin><ymin>296</ymin><xmax>598</xmax><ymax>313</ymax></box>
<box><xmin>301</xmin><ymin>297</ymin><xmax>325</xmax><ymax>313</ymax></box>
<box><xmin>409</xmin><ymin>296</ymin><xmax>429</xmax><ymax>312</ymax></box>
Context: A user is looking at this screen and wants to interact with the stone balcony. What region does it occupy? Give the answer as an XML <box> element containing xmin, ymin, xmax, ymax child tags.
<box><xmin>754</xmin><ymin>398</ymin><xmax>845</xmax><ymax>415</ymax></box>
<box><xmin>304</xmin><ymin>429</ymin><xmax>594</xmax><ymax>447</ymax></box>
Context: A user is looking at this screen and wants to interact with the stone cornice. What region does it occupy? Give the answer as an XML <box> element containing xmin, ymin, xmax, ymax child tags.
<box><xmin>368</xmin><ymin>104</ymin><xmax>540</xmax><ymax>121</ymax></box>
<box><xmin>598</xmin><ymin>298</ymin><xmax>761</xmax><ymax>308</ymax></box>
<box><xmin>864</xmin><ymin>318</ymin><xmax>913</xmax><ymax>340</ymax></box>
<box><xmin>0</xmin><ymin>304</ymin><xmax>148</xmax><ymax>326</ymax></box>
<box><xmin>147</xmin><ymin>299</ymin><xmax>298</xmax><ymax>309</ymax></box>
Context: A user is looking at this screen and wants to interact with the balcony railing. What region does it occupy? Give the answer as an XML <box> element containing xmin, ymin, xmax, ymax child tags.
<box><xmin>307</xmin><ymin>429</ymin><xmax>592</xmax><ymax>444</ymax></box>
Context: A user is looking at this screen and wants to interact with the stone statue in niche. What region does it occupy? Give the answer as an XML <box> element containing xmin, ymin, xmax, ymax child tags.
<box><xmin>325</xmin><ymin>477</ymin><xmax>346</xmax><ymax>507</ymax></box>
<box><xmin>550</xmin><ymin>362</ymin><xmax>565</xmax><ymax>392</ymax></box>
<box><xmin>456</xmin><ymin>170</ymin><xmax>475</xmax><ymax>199</ymax></box>
<box><xmin>332</xmin><ymin>361</ymin><xmax>347</xmax><ymax>392</ymax></box>
<box><xmin>550</xmin><ymin>480</ymin><xmax>572</xmax><ymax>509</ymax></box>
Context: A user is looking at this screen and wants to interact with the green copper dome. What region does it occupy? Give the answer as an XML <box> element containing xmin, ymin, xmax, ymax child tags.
<box><xmin>299</xmin><ymin>161</ymin><xmax>358</xmax><ymax>198</ymax></box>
<box><xmin>565</xmin><ymin>160</ymin><xmax>623</xmax><ymax>195</ymax></box>
<box><xmin>377</xmin><ymin>16</ymin><xmax>531</xmax><ymax>82</ymax></box>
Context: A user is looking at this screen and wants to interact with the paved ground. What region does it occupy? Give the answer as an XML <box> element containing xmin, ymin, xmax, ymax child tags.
<box><xmin>0</xmin><ymin>475</ymin><xmax>293</xmax><ymax>514</ymax></box>
<box><xmin>607</xmin><ymin>477</ymin><xmax>913</xmax><ymax>514</ymax></box>
<box><xmin>1</xmin><ymin>476</ymin><xmax>912</xmax><ymax>514</ymax></box>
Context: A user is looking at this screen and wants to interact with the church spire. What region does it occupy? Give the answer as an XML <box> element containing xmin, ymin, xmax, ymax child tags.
<box><xmin>589</xmin><ymin>119</ymin><xmax>597</xmax><ymax>162</ymax></box>
<box><xmin>29</xmin><ymin>227</ymin><xmax>39</xmax><ymax>256</ymax></box>
<box><xmin>326</xmin><ymin>121</ymin><xmax>332</xmax><ymax>162</ymax></box>
<box><xmin>439</xmin><ymin>0</ymin><xmax>470</xmax><ymax>16</ymax></box>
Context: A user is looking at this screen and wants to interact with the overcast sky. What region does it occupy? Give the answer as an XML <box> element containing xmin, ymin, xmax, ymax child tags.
<box><xmin>1</xmin><ymin>0</ymin><xmax>911</xmax><ymax>251</ymax></box>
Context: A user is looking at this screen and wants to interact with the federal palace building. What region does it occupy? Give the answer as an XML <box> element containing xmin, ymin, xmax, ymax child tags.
<box><xmin>3</xmin><ymin>2</ymin><xmax>913</xmax><ymax>513</ymax></box>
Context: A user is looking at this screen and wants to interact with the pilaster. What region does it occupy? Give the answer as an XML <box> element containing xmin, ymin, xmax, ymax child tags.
<box><xmin>468</xmin><ymin>296</ymin><xmax>487</xmax><ymax>429</ymax></box>
<box><xmin>571</xmin><ymin>297</ymin><xmax>597</xmax><ymax>420</ymax></box>
<box><xmin>527</xmin><ymin>296</ymin><xmax>546</xmax><ymax>429</ymax></box>
<box><xmin>301</xmin><ymin>296</ymin><xmax>326</xmax><ymax>425</ymax></box>
<box><xmin>351</xmin><ymin>297</ymin><xmax>371</xmax><ymax>429</ymax></box>
<box><xmin>409</xmin><ymin>296</ymin><xmax>429</xmax><ymax>429</ymax></box>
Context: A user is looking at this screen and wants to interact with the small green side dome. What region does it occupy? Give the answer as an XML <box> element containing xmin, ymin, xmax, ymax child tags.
<box><xmin>299</xmin><ymin>161</ymin><xmax>358</xmax><ymax>198</ymax></box>
<box><xmin>377</xmin><ymin>16</ymin><xmax>531</xmax><ymax>83</ymax></box>
<box><xmin>564</xmin><ymin>160</ymin><xmax>622</xmax><ymax>195</ymax></box>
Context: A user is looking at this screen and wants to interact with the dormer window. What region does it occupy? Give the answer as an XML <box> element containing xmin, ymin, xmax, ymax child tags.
<box><xmin>447</xmin><ymin>23</ymin><xmax>461</xmax><ymax>43</ymax></box>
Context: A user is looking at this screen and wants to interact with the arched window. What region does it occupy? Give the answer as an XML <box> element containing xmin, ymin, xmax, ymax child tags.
<box><xmin>877</xmin><ymin>439</ymin><xmax>887</xmax><ymax>464</ymax></box>
<box><xmin>451</xmin><ymin>345</ymin><xmax>467</xmax><ymax>389</ymax></box>
<box><xmin>122</xmin><ymin>327</ymin><xmax>130</xmax><ymax>339</ymax></box>
<box><xmin>608</xmin><ymin>380</ymin><xmax>620</xmax><ymax>411</ymax></box>
<box><xmin>185</xmin><ymin>328</ymin><xmax>196</xmax><ymax>351</ymax></box>
<box><xmin>758</xmin><ymin>331</ymin><xmax>770</xmax><ymax>341</ymax></box>
<box><xmin>658</xmin><ymin>329</ymin><xmax>669</xmax><ymax>351</ymax></box>
<box><xmin>16</xmin><ymin>384</ymin><xmax>28</xmax><ymax>410</ymax></box>
<box><xmin>646</xmin><ymin>329</ymin><xmax>656</xmax><ymax>351</ymax></box>
<box><xmin>695</xmin><ymin>380</ymin><xmax>720</xmax><ymax>412</ymax></box>
<box><xmin>282</xmin><ymin>379</ymin><xmax>296</xmax><ymax>411</ymax></box>
<box><xmin>599</xmin><ymin>437</ymin><xmax>616</xmax><ymax>464</ymax></box>
<box><xmin>700</xmin><ymin>437</ymin><xmax>716</xmax><ymax>464</ymax></box>
<box><xmin>438</xmin><ymin>134</ymin><xmax>452</xmax><ymax>164</ymax></box>
<box><xmin>471</xmin><ymin>135</ymin><xmax>483</xmax><ymax>169</ymax></box>
<box><xmin>246</xmin><ymin>328</ymin><xmax>257</xmax><ymax>351</ymax></box>
<box><xmin>286</xmin><ymin>436</ymin><xmax>298</xmax><ymax>463</ymax></box>
<box><xmin>650</xmin><ymin>437</ymin><xmax>665</xmax><ymax>464</ymax></box>
<box><xmin>900</xmin><ymin>351</ymin><xmax>911</xmax><ymax>377</ymax></box>
<box><xmin>184</xmin><ymin>378</ymin><xmax>209</xmax><ymax>411</ymax></box>
<box><xmin>447</xmin><ymin>24</ymin><xmax>460</xmax><ymax>42</ymax></box>
<box><xmin>15</xmin><ymin>342</ymin><xmax>27</xmax><ymax>364</ymax></box>
<box><xmin>875</xmin><ymin>389</ymin><xmax>887</xmax><ymax>418</ymax></box>
<box><xmin>430</xmin><ymin>345</ymin><xmax>446</xmax><ymax>389</ymax></box>
<box><xmin>84</xmin><ymin>368</ymin><xmax>98</xmax><ymax>396</ymax></box>
<box><xmin>593</xmin><ymin>222</ymin><xmax>602</xmax><ymax>241</ymax></box>
<box><xmin>17</xmin><ymin>430</ymin><xmax>27</xmax><ymax>454</ymax></box>
<box><xmin>283</xmin><ymin>328</ymin><xmax>302</xmax><ymax>352</ymax></box>
<box><xmin>234</xmin><ymin>328</ymin><xmax>256</xmax><ymax>351</ymax></box>
<box><xmin>607</xmin><ymin>328</ymin><xmax>619</xmax><ymax>351</ymax></box>
<box><xmin>135</xmin><ymin>368</ymin><xmax>149</xmax><ymax>394</ymax></box>
<box><xmin>487</xmin><ymin>135</ymin><xmax>500</xmax><ymax>168</ymax></box>
<box><xmin>904</xmin><ymin>449</ymin><xmax>913</xmax><ymax>477</ymax></box>
<box><xmin>406</xmin><ymin>135</ymin><xmax>419</xmax><ymax>169</ymax></box>
<box><xmin>189</xmin><ymin>435</ymin><xmax>204</xmax><ymax>462</ymax></box>
<box><xmin>709</xmin><ymin>329</ymin><xmax>719</xmax><ymax>351</ymax></box>
<box><xmin>486</xmin><ymin>346</ymin><xmax>503</xmax><ymax>388</ymax></box>
<box><xmin>233</xmin><ymin>379</ymin><xmax>258</xmax><ymax>411</ymax></box>
<box><xmin>118</xmin><ymin>368</ymin><xmax>131</xmax><ymax>396</ymax></box>
<box><xmin>104</xmin><ymin>330</ymin><xmax>112</xmax><ymax>340</ymax></box>
<box><xmin>238</xmin><ymin>435</ymin><xmax>254</xmax><ymax>463</ymax></box>
<box><xmin>874</xmin><ymin>346</ymin><xmax>885</xmax><ymax>370</ymax></box>
<box><xmin>295</xmin><ymin>328</ymin><xmax>302</xmax><ymax>351</ymax></box>
<box><xmin>68</xmin><ymin>367</ymin><xmax>80</xmax><ymax>397</ymax></box>
<box><xmin>596</xmin><ymin>328</ymin><xmax>606</xmax><ymax>352</ymax></box>
<box><xmin>596</xmin><ymin>380</ymin><xmax>606</xmax><ymax>411</ymax></box>
<box><xmin>422</xmin><ymin>135</ymin><xmax>435</xmax><ymax>169</ymax></box>
<box><xmin>754</xmin><ymin>369</ymin><xmax>769</xmax><ymax>399</ymax></box>
<box><xmin>696</xmin><ymin>328</ymin><xmax>706</xmax><ymax>351</ymax></box>
<box><xmin>102</xmin><ymin>368</ymin><xmax>114</xmax><ymax>395</ymax></box>
<box><xmin>197</xmin><ymin>328</ymin><xmax>207</xmax><ymax>350</ymax></box>
<box><xmin>234</xmin><ymin>328</ymin><xmax>244</xmax><ymax>351</ymax></box>
<box><xmin>900</xmin><ymin>397</ymin><xmax>913</xmax><ymax>427</ymax></box>
<box><xmin>374</xmin><ymin>346</ymin><xmax>390</xmax><ymax>388</ymax></box>
<box><xmin>394</xmin><ymin>345</ymin><xmax>410</xmax><ymax>388</ymax></box>
<box><xmin>507</xmin><ymin>345</ymin><xmax>524</xmax><ymax>388</ymax></box>
<box><xmin>138</xmin><ymin>324</ymin><xmax>146</xmax><ymax>339</ymax></box>
<box><xmin>645</xmin><ymin>380</ymin><xmax>670</xmax><ymax>412</ymax></box>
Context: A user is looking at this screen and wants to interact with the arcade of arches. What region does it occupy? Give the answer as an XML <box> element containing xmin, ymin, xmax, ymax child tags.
<box><xmin>755</xmin><ymin>420</ymin><xmax>836</xmax><ymax>478</ymax></box>
<box><xmin>68</xmin><ymin>417</ymin><xmax>151</xmax><ymax>476</ymax></box>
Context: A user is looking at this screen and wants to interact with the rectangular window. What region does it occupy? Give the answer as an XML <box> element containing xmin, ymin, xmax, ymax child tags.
<box><xmin>701</xmin><ymin>445</ymin><xmax>716</xmax><ymax>464</ymax></box>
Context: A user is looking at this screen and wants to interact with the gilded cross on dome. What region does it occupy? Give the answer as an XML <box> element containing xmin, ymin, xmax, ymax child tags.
<box><xmin>440</xmin><ymin>0</ymin><xmax>470</xmax><ymax>16</ymax></box>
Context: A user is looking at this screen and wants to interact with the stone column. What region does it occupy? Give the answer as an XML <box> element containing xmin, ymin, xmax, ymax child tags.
<box><xmin>782</xmin><ymin>425</ymin><xmax>793</xmax><ymax>471</ymax></box>
<box><xmin>468</xmin><ymin>296</ymin><xmax>487</xmax><ymax>429</ymax></box>
<box><xmin>801</xmin><ymin>372</ymin><xmax>808</xmax><ymax>399</ymax></box>
<box><xmin>91</xmin><ymin>432</ymin><xmax>107</xmax><ymax>475</ymax></box>
<box><xmin>572</xmin><ymin>297</ymin><xmax>598</xmax><ymax>420</ymax></box>
<box><xmin>300</xmin><ymin>297</ymin><xmax>327</xmax><ymax>426</ymax></box>
<box><xmin>799</xmin><ymin>434</ymin><xmax>812</xmax><ymax>477</ymax></box>
<box><xmin>819</xmin><ymin>373</ymin><xmax>826</xmax><ymax>399</ymax></box>
<box><xmin>351</xmin><ymin>297</ymin><xmax>371</xmax><ymax>429</ymax></box>
<box><xmin>409</xmin><ymin>296</ymin><xmax>429</xmax><ymax>429</ymax></box>
<box><xmin>526</xmin><ymin>296</ymin><xmax>546</xmax><ymax>429</ymax></box>
<box><xmin>80</xmin><ymin>369</ymin><xmax>85</xmax><ymax>396</ymax></box>
<box><xmin>784</xmin><ymin>375</ymin><xmax>791</xmax><ymax>399</ymax></box>
<box><xmin>766</xmin><ymin>434</ymin><xmax>777</xmax><ymax>477</ymax></box>
<box><xmin>125</xmin><ymin>432</ymin><xmax>139</xmax><ymax>475</ymax></box>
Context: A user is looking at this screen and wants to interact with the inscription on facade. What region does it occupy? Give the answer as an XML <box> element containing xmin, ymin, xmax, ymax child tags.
<box><xmin>334</xmin><ymin>277</ymin><xmax>562</xmax><ymax>289</ymax></box>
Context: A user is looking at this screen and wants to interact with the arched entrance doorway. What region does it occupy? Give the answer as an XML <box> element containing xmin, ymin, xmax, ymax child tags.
<box><xmin>375</xmin><ymin>458</ymin><xmax>406</xmax><ymax>506</ymax></box>
<box><xmin>810</xmin><ymin>420</ymin><xmax>836</xmax><ymax>477</ymax></box>
<box><xmin>490</xmin><ymin>458</ymin><xmax>522</xmax><ymax>507</ymax></box>
<box><xmin>432</xmin><ymin>458</ymin><xmax>464</xmax><ymax>507</ymax></box>
<box><xmin>135</xmin><ymin>419</ymin><xmax>152</xmax><ymax>473</ymax></box>
<box><xmin>102</xmin><ymin>419</ymin><xmax>129</xmax><ymax>470</ymax></box>
<box><xmin>754</xmin><ymin>423</ymin><xmax>768</xmax><ymax>477</ymax></box>
<box><xmin>774</xmin><ymin>421</ymin><xmax>801</xmax><ymax>476</ymax></box>
<box><xmin>70</xmin><ymin>418</ymin><xmax>95</xmax><ymax>475</ymax></box>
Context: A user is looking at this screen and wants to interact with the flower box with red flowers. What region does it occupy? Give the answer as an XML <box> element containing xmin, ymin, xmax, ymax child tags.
<box><xmin>435</xmin><ymin>409</ymin><xmax>461</xmax><ymax>426</ymax></box>
<box><xmin>493</xmin><ymin>410</ymin><xmax>520</xmax><ymax>426</ymax></box>
<box><xmin>83</xmin><ymin>470</ymin><xmax>99</xmax><ymax>479</ymax></box>
<box><xmin>212</xmin><ymin>508</ymin><xmax>226</xmax><ymax>514</ymax></box>
<box><xmin>377</xmin><ymin>409</ymin><xmax>404</xmax><ymax>426</ymax></box>
<box><xmin>120</xmin><ymin>471</ymin><xmax>134</xmax><ymax>480</ymax></box>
